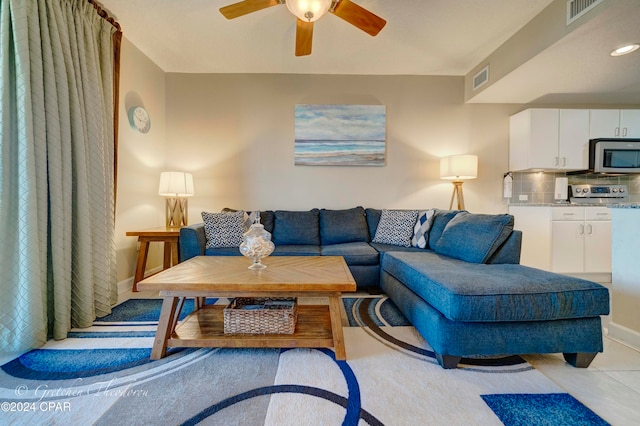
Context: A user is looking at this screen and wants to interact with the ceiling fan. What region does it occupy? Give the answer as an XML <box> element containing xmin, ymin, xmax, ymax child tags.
<box><xmin>219</xmin><ymin>0</ymin><xmax>386</xmax><ymax>56</ymax></box>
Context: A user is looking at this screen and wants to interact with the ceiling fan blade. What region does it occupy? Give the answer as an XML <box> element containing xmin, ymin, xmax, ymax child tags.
<box><xmin>220</xmin><ymin>0</ymin><xmax>280</xmax><ymax>19</ymax></box>
<box><xmin>295</xmin><ymin>19</ymin><xmax>313</xmax><ymax>56</ymax></box>
<box><xmin>331</xmin><ymin>0</ymin><xmax>386</xmax><ymax>36</ymax></box>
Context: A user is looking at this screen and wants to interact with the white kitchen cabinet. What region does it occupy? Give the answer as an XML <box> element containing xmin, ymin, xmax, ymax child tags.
<box><xmin>508</xmin><ymin>206</ymin><xmax>552</xmax><ymax>270</ymax></box>
<box><xmin>559</xmin><ymin>109</ymin><xmax>590</xmax><ymax>169</ymax></box>
<box><xmin>584</xmin><ymin>221</ymin><xmax>612</xmax><ymax>273</ymax></box>
<box><xmin>551</xmin><ymin>208</ymin><xmax>585</xmax><ymax>273</ymax></box>
<box><xmin>509</xmin><ymin>206</ymin><xmax>611</xmax><ymax>278</ymax></box>
<box><xmin>552</xmin><ymin>206</ymin><xmax>611</xmax><ymax>275</ymax></box>
<box><xmin>589</xmin><ymin>109</ymin><xmax>640</xmax><ymax>138</ymax></box>
<box><xmin>509</xmin><ymin>108</ymin><xmax>589</xmax><ymax>171</ymax></box>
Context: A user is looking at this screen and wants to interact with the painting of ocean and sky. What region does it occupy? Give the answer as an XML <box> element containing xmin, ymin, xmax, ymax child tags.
<box><xmin>294</xmin><ymin>104</ymin><xmax>386</xmax><ymax>166</ymax></box>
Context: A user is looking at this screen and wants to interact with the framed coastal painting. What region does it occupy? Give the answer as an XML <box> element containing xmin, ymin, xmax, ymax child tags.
<box><xmin>294</xmin><ymin>104</ymin><xmax>386</xmax><ymax>166</ymax></box>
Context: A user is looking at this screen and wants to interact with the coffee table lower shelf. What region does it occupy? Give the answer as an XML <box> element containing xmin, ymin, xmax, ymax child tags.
<box><xmin>168</xmin><ymin>304</ymin><xmax>335</xmax><ymax>350</ymax></box>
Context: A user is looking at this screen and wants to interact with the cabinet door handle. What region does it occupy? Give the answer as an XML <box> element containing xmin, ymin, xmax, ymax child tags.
<box><xmin>562</xmin><ymin>157</ymin><xmax>567</xmax><ymax>166</ymax></box>
<box><xmin>623</xmin><ymin>127</ymin><xmax>628</xmax><ymax>137</ymax></box>
<box><xmin>554</xmin><ymin>157</ymin><xmax>559</xmax><ymax>167</ymax></box>
<box><xmin>579</xmin><ymin>224</ymin><xmax>584</xmax><ymax>234</ymax></box>
<box><xmin>587</xmin><ymin>224</ymin><xmax>593</xmax><ymax>234</ymax></box>
<box><xmin>615</xmin><ymin>127</ymin><xmax>620</xmax><ymax>136</ymax></box>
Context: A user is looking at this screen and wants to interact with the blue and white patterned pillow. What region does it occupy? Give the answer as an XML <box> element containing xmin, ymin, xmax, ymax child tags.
<box><xmin>202</xmin><ymin>211</ymin><xmax>246</xmax><ymax>248</ymax></box>
<box><xmin>221</xmin><ymin>208</ymin><xmax>260</xmax><ymax>230</ymax></box>
<box><xmin>411</xmin><ymin>209</ymin><xmax>436</xmax><ymax>249</ymax></box>
<box><xmin>372</xmin><ymin>209</ymin><xmax>419</xmax><ymax>247</ymax></box>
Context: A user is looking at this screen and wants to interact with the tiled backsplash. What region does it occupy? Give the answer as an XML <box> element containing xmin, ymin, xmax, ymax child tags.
<box><xmin>508</xmin><ymin>172</ymin><xmax>640</xmax><ymax>204</ymax></box>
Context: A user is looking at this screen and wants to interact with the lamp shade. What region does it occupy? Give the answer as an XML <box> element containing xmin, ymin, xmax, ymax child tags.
<box><xmin>440</xmin><ymin>155</ymin><xmax>478</xmax><ymax>180</ymax></box>
<box><xmin>286</xmin><ymin>0</ymin><xmax>332</xmax><ymax>22</ymax></box>
<box><xmin>158</xmin><ymin>172</ymin><xmax>194</xmax><ymax>197</ymax></box>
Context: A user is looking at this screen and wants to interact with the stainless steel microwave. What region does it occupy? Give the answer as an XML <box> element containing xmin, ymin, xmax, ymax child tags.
<box><xmin>589</xmin><ymin>138</ymin><xmax>640</xmax><ymax>173</ymax></box>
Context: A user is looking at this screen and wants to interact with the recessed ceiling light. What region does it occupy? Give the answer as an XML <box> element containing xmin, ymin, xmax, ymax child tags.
<box><xmin>610</xmin><ymin>44</ymin><xmax>640</xmax><ymax>57</ymax></box>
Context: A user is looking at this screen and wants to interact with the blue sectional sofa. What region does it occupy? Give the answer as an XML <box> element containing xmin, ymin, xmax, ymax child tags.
<box><xmin>179</xmin><ymin>206</ymin><xmax>610</xmax><ymax>369</ymax></box>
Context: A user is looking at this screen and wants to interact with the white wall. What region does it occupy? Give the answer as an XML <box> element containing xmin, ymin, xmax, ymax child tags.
<box><xmin>164</xmin><ymin>74</ymin><xmax>520</xmax><ymax>221</ymax></box>
<box><xmin>115</xmin><ymin>38</ymin><xmax>167</xmax><ymax>284</ymax></box>
<box><xmin>114</xmin><ymin>44</ymin><xmax>540</xmax><ymax>284</ymax></box>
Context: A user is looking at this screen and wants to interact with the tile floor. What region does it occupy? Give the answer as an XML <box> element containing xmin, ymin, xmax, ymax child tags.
<box><xmin>118</xmin><ymin>289</ymin><xmax>640</xmax><ymax>425</ymax></box>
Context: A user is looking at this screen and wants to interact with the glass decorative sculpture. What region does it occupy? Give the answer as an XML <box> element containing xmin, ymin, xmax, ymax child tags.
<box><xmin>239</xmin><ymin>213</ymin><xmax>275</xmax><ymax>270</ymax></box>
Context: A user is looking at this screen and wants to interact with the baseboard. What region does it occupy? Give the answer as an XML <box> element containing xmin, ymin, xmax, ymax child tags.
<box><xmin>117</xmin><ymin>277</ymin><xmax>134</xmax><ymax>295</ymax></box>
<box><xmin>117</xmin><ymin>266</ymin><xmax>163</xmax><ymax>296</ymax></box>
<box><xmin>607</xmin><ymin>321</ymin><xmax>640</xmax><ymax>352</ymax></box>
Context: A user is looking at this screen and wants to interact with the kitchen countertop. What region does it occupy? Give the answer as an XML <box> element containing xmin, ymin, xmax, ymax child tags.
<box><xmin>608</xmin><ymin>203</ymin><xmax>640</xmax><ymax>208</ymax></box>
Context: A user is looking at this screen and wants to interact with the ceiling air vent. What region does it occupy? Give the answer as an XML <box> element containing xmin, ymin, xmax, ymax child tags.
<box><xmin>472</xmin><ymin>65</ymin><xmax>489</xmax><ymax>91</ymax></box>
<box><xmin>567</xmin><ymin>0</ymin><xmax>604</xmax><ymax>25</ymax></box>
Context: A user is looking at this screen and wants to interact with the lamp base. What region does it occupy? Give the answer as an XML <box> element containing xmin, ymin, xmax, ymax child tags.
<box><xmin>165</xmin><ymin>197</ymin><xmax>188</xmax><ymax>228</ymax></box>
<box><xmin>449</xmin><ymin>181</ymin><xmax>466</xmax><ymax>210</ymax></box>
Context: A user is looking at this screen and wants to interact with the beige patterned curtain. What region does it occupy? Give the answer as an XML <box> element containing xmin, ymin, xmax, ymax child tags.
<box><xmin>0</xmin><ymin>0</ymin><xmax>119</xmax><ymax>355</ymax></box>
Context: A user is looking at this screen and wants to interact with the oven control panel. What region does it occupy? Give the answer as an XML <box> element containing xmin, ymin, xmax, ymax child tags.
<box><xmin>569</xmin><ymin>184</ymin><xmax>628</xmax><ymax>201</ymax></box>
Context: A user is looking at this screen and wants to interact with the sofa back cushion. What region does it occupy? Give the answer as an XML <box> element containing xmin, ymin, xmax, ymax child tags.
<box><xmin>426</xmin><ymin>209</ymin><xmax>462</xmax><ymax>248</ymax></box>
<box><xmin>272</xmin><ymin>209</ymin><xmax>320</xmax><ymax>245</ymax></box>
<box><xmin>365</xmin><ymin>208</ymin><xmax>382</xmax><ymax>238</ymax></box>
<box><xmin>260</xmin><ymin>211</ymin><xmax>275</xmax><ymax>234</ymax></box>
<box><xmin>433</xmin><ymin>212</ymin><xmax>514</xmax><ymax>263</ymax></box>
<box><xmin>319</xmin><ymin>207</ymin><xmax>370</xmax><ymax>245</ymax></box>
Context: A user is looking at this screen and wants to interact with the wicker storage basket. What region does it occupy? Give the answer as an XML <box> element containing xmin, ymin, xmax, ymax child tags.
<box><xmin>224</xmin><ymin>297</ymin><xmax>298</xmax><ymax>335</ymax></box>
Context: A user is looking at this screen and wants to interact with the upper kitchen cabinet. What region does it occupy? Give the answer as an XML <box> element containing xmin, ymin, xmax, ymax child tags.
<box><xmin>590</xmin><ymin>109</ymin><xmax>640</xmax><ymax>138</ymax></box>
<box><xmin>509</xmin><ymin>109</ymin><xmax>589</xmax><ymax>171</ymax></box>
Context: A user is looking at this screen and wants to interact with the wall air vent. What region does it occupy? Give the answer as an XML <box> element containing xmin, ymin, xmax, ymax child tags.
<box><xmin>567</xmin><ymin>0</ymin><xmax>604</xmax><ymax>25</ymax></box>
<box><xmin>472</xmin><ymin>65</ymin><xmax>489</xmax><ymax>91</ymax></box>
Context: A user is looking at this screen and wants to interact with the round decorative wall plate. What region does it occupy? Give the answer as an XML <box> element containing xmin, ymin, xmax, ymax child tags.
<box><xmin>128</xmin><ymin>106</ymin><xmax>150</xmax><ymax>133</ymax></box>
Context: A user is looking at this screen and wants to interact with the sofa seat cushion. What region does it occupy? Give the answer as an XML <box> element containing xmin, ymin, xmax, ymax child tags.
<box><xmin>381</xmin><ymin>251</ymin><xmax>610</xmax><ymax>322</ymax></box>
<box><xmin>272</xmin><ymin>245</ymin><xmax>321</xmax><ymax>256</ymax></box>
<box><xmin>321</xmin><ymin>242</ymin><xmax>378</xmax><ymax>266</ymax></box>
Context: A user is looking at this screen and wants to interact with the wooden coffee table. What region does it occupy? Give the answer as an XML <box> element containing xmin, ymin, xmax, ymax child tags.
<box><xmin>137</xmin><ymin>256</ymin><xmax>357</xmax><ymax>360</ymax></box>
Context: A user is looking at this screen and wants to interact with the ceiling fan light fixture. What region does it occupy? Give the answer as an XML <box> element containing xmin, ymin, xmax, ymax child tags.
<box><xmin>286</xmin><ymin>0</ymin><xmax>332</xmax><ymax>22</ymax></box>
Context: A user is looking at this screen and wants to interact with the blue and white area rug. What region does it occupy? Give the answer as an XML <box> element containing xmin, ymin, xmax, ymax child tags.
<box><xmin>0</xmin><ymin>297</ymin><xmax>608</xmax><ymax>425</ymax></box>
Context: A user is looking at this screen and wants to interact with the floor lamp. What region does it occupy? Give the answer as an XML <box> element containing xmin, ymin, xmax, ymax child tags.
<box><xmin>159</xmin><ymin>171</ymin><xmax>194</xmax><ymax>228</ymax></box>
<box><xmin>440</xmin><ymin>155</ymin><xmax>477</xmax><ymax>210</ymax></box>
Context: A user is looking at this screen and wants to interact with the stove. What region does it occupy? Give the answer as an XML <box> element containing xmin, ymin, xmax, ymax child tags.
<box><xmin>569</xmin><ymin>184</ymin><xmax>628</xmax><ymax>205</ymax></box>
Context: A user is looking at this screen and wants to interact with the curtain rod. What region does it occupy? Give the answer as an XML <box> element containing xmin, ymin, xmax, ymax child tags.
<box><xmin>88</xmin><ymin>0</ymin><xmax>121</xmax><ymax>31</ymax></box>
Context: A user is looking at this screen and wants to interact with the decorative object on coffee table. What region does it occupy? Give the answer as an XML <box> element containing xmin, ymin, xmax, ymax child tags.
<box><xmin>239</xmin><ymin>213</ymin><xmax>275</xmax><ymax>270</ymax></box>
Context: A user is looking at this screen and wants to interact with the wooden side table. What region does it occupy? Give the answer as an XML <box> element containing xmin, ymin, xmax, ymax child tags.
<box><xmin>126</xmin><ymin>227</ymin><xmax>181</xmax><ymax>292</ymax></box>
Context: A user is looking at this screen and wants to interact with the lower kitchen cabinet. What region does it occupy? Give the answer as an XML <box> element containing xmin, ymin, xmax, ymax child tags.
<box><xmin>551</xmin><ymin>207</ymin><xmax>611</xmax><ymax>274</ymax></box>
<box><xmin>509</xmin><ymin>205</ymin><xmax>611</xmax><ymax>280</ymax></box>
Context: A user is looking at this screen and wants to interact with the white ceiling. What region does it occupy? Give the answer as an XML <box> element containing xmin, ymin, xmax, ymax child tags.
<box><xmin>100</xmin><ymin>0</ymin><xmax>640</xmax><ymax>104</ymax></box>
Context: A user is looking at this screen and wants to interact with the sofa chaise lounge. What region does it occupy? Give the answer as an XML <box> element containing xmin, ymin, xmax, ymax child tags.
<box><xmin>179</xmin><ymin>207</ymin><xmax>610</xmax><ymax>369</ymax></box>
